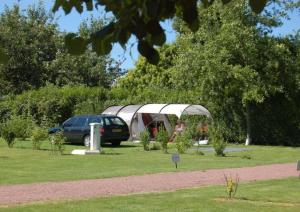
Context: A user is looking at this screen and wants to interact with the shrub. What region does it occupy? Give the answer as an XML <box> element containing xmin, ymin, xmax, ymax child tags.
<box><xmin>210</xmin><ymin>122</ymin><xmax>227</xmax><ymax>156</ymax></box>
<box><xmin>0</xmin><ymin>115</ymin><xmax>35</xmax><ymax>147</ymax></box>
<box><xmin>31</xmin><ymin>126</ymin><xmax>49</xmax><ymax>150</ymax></box>
<box><xmin>50</xmin><ymin>131</ymin><xmax>66</xmax><ymax>155</ymax></box>
<box><xmin>151</xmin><ymin>142</ymin><xmax>161</xmax><ymax>150</ymax></box>
<box><xmin>140</xmin><ymin>130</ymin><xmax>150</xmax><ymax>151</ymax></box>
<box><xmin>174</xmin><ymin>132</ymin><xmax>192</xmax><ymax>154</ymax></box>
<box><xmin>155</xmin><ymin>126</ymin><xmax>169</xmax><ymax>153</ymax></box>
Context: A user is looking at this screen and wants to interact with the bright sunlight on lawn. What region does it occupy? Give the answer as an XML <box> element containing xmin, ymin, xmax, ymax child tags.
<box><xmin>1</xmin><ymin>178</ymin><xmax>300</xmax><ymax>212</ymax></box>
<box><xmin>0</xmin><ymin>139</ymin><xmax>299</xmax><ymax>185</ymax></box>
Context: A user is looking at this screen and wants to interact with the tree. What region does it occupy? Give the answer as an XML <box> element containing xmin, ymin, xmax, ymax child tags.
<box><xmin>0</xmin><ymin>4</ymin><xmax>58</xmax><ymax>95</ymax></box>
<box><xmin>117</xmin><ymin>0</ymin><xmax>300</xmax><ymax>145</ymax></box>
<box><xmin>50</xmin><ymin>0</ymin><xmax>270</xmax><ymax>65</ymax></box>
<box><xmin>47</xmin><ymin>18</ymin><xmax>122</xmax><ymax>88</ymax></box>
<box><xmin>0</xmin><ymin>4</ymin><xmax>121</xmax><ymax>95</ymax></box>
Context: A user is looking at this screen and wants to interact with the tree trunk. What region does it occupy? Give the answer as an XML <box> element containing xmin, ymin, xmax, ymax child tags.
<box><xmin>245</xmin><ymin>103</ymin><xmax>252</xmax><ymax>145</ymax></box>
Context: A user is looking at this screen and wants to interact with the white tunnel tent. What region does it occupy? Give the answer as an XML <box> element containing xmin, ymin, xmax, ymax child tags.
<box><xmin>102</xmin><ymin>104</ymin><xmax>211</xmax><ymax>140</ymax></box>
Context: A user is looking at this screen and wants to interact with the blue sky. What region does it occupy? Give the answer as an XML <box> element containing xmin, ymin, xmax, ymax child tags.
<box><xmin>0</xmin><ymin>0</ymin><xmax>299</xmax><ymax>70</ymax></box>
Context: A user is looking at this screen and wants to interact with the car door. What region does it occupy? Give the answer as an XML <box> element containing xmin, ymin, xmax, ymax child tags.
<box><xmin>71</xmin><ymin>117</ymin><xmax>88</xmax><ymax>143</ymax></box>
<box><xmin>62</xmin><ymin>117</ymin><xmax>77</xmax><ymax>141</ymax></box>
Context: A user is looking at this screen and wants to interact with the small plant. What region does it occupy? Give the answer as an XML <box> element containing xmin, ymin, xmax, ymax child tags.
<box><xmin>210</xmin><ymin>122</ymin><xmax>227</xmax><ymax>156</ymax></box>
<box><xmin>174</xmin><ymin>132</ymin><xmax>192</xmax><ymax>154</ymax></box>
<box><xmin>140</xmin><ymin>130</ymin><xmax>150</xmax><ymax>151</ymax></box>
<box><xmin>224</xmin><ymin>174</ymin><xmax>239</xmax><ymax>199</ymax></box>
<box><xmin>31</xmin><ymin>126</ymin><xmax>49</xmax><ymax>150</ymax></box>
<box><xmin>155</xmin><ymin>126</ymin><xmax>169</xmax><ymax>153</ymax></box>
<box><xmin>241</xmin><ymin>154</ymin><xmax>252</xmax><ymax>160</ymax></box>
<box><xmin>151</xmin><ymin>142</ymin><xmax>161</xmax><ymax>150</ymax></box>
<box><xmin>50</xmin><ymin>131</ymin><xmax>66</xmax><ymax>155</ymax></box>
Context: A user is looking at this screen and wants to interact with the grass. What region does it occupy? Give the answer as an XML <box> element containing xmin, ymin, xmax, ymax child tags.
<box><xmin>1</xmin><ymin>178</ymin><xmax>299</xmax><ymax>211</ymax></box>
<box><xmin>0</xmin><ymin>138</ymin><xmax>299</xmax><ymax>185</ymax></box>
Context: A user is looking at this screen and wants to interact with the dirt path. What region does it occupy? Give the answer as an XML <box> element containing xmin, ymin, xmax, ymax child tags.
<box><xmin>0</xmin><ymin>163</ymin><xmax>298</xmax><ymax>206</ymax></box>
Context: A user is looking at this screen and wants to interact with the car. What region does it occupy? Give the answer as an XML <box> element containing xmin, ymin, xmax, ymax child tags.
<box><xmin>49</xmin><ymin>115</ymin><xmax>130</xmax><ymax>147</ymax></box>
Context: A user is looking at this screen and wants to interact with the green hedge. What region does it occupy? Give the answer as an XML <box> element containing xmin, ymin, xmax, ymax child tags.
<box><xmin>0</xmin><ymin>85</ymin><xmax>107</xmax><ymax>127</ymax></box>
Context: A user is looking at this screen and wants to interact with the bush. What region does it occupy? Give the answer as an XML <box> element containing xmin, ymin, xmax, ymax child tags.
<box><xmin>151</xmin><ymin>142</ymin><xmax>161</xmax><ymax>150</ymax></box>
<box><xmin>31</xmin><ymin>126</ymin><xmax>49</xmax><ymax>150</ymax></box>
<box><xmin>155</xmin><ymin>126</ymin><xmax>169</xmax><ymax>153</ymax></box>
<box><xmin>140</xmin><ymin>130</ymin><xmax>150</xmax><ymax>151</ymax></box>
<box><xmin>50</xmin><ymin>131</ymin><xmax>66</xmax><ymax>155</ymax></box>
<box><xmin>210</xmin><ymin>122</ymin><xmax>227</xmax><ymax>156</ymax></box>
<box><xmin>174</xmin><ymin>132</ymin><xmax>192</xmax><ymax>154</ymax></box>
<box><xmin>5</xmin><ymin>85</ymin><xmax>107</xmax><ymax>127</ymax></box>
<box><xmin>0</xmin><ymin>115</ymin><xmax>35</xmax><ymax>147</ymax></box>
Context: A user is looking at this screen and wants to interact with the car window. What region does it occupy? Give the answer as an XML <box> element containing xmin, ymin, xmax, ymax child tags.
<box><xmin>104</xmin><ymin>117</ymin><xmax>111</xmax><ymax>126</ymax></box>
<box><xmin>63</xmin><ymin>118</ymin><xmax>76</xmax><ymax>127</ymax></box>
<box><xmin>88</xmin><ymin>117</ymin><xmax>103</xmax><ymax>125</ymax></box>
<box><xmin>73</xmin><ymin>117</ymin><xmax>87</xmax><ymax>127</ymax></box>
<box><xmin>108</xmin><ymin>117</ymin><xmax>126</xmax><ymax>126</ymax></box>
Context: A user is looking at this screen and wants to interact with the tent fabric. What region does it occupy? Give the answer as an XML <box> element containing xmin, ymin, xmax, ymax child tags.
<box><xmin>102</xmin><ymin>103</ymin><xmax>211</xmax><ymax>140</ymax></box>
<box><xmin>102</xmin><ymin>105</ymin><xmax>125</xmax><ymax>115</ymax></box>
<box><xmin>137</xmin><ymin>104</ymin><xmax>168</xmax><ymax>114</ymax></box>
<box><xmin>117</xmin><ymin>105</ymin><xmax>143</xmax><ymax>128</ymax></box>
<box><xmin>159</xmin><ymin>104</ymin><xmax>211</xmax><ymax>118</ymax></box>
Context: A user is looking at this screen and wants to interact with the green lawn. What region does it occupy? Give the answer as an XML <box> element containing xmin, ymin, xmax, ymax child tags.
<box><xmin>1</xmin><ymin>178</ymin><xmax>299</xmax><ymax>211</ymax></box>
<box><xmin>0</xmin><ymin>139</ymin><xmax>299</xmax><ymax>185</ymax></box>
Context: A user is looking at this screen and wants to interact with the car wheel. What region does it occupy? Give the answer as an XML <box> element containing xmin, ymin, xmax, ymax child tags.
<box><xmin>111</xmin><ymin>141</ymin><xmax>121</xmax><ymax>147</ymax></box>
<box><xmin>83</xmin><ymin>135</ymin><xmax>90</xmax><ymax>147</ymax></box>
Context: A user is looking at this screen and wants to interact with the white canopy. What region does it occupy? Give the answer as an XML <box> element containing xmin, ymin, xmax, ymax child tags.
<box><xmin>102</xmin><ymin>103</ymin><xmax>211</xmax><ymax>140</ymax></box>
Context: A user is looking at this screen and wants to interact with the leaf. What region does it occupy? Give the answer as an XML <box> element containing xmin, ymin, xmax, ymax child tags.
<box><xmin>85</xmin><ymin>0</ymin><xmax>93</xmax><ymax>11</ymax></box>
<box><xmin>138</xmin><ymin>40</ymin><xmax>159</xmax><ymax>65</ymax></box>
<box><xmin>64</xmin><ymin>33</ymin><xmax>87</xmax><ymax>55</ymax></box>
<box><xmin>70</xmin><ymin>0</ymin><xmax>83</xmax><ymax>13</ymax></box>
<box><xmin>52</xmin><ymin>0</ymin><xmax>63</xmax><ymax>12</ymax></box>
<box><xmin>0</xmin><ymin>47</ymin><xmax>9</xmax><ymax>65</ymax></box>
<box><xmin>146</xmin><ymin>21</ymin><xmax>166</xmax><ymax>46</ymax></box>
<box><xmin>117</xmin><ymin>29</ymin><xmax>130</xmax><ymax>48</ymax></box>
<box><xmin>92</xmin><ymin>37</ymin><xmax>112</xmax><ymax>55</ymax></box>
<box><xmin>62</xmin><ymin>1</ymin><xmax>72</xmax><ymax>15</ymax></box>
<box><xmin>249</xmin><ymin>0</ymin><xmax>268</xmax><ymax>13</ymax></box>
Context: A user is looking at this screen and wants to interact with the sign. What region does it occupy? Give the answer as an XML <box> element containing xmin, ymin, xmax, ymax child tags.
<box><xmin>172</xmin><ymin>154</ymin><xmax>180</xmax><ymax>169</ymax></box>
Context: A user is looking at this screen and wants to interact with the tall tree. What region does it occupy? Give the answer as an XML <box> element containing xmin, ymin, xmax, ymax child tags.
<box><xmin>0</xmin><ymin>4</ymin><xmax>58</xmax><ymax>95</ymax></box>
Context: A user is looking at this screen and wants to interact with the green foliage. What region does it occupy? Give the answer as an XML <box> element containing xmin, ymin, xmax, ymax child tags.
<box><xmin>174</xmin><ymin>132</ymin><xmax>192</xmax><ymax>154</ymax></box>
<box><xmin>210</xmin><ymin>122</ymin><xmax>227</xmax><ymax>156</ymax></box>
<box><xmin>151</xmin><ymin>142</ymin><xmax>161</xmax><ymax>151</ymax></box>
<box><xmin>4</xmin><ymin>85</ymin><xmax>107</xmax><ymax>127</ymax></box>
<box><xmin>50</xmin><ymin>131</ymin><xmax>66</xmax><ymax>155</ymax></box>
<box><xmin>224</xmin><ymin>174</ymin><xmax>240</xmax><ymax>199</ymax></box>
<box><xmin>31</xmin><ymin>126</ymin><xmax>49</xmax><ymax>150</ymax></box>
<box><xmin>155</xmin><ymin>126</ymin><xmax>169</xmax><ymax>153</ymax></box>
<box><xmin>0</xmin><ymin>4</ymin><xmax>120</xmax><ymax>95</ymax></box>
<box><xmin>0</xmin><ymin>115</ymin><xmax>35</xmax><ymax>148</ymax></box>
<box><xmin>51</xmin><ymin>0</ymin><xmax>269</xmax><ymax>64</ymax></box>
<box><xmin>140</xmin><ymin>130</ymin><xmax>150</xmax><ymax>151</ymax></box>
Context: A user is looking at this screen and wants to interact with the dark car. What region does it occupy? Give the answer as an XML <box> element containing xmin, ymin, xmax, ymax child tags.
<box><xmin>49</xmin><ymin>115</ymin><xmax>130</xmax><ymax>146</ymax></box>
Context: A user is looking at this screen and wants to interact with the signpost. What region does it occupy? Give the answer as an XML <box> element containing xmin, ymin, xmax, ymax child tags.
<box><xmin>172</xmin><ymin>153</ymin><xmax>180</xmax><ymax>169</ymax></box>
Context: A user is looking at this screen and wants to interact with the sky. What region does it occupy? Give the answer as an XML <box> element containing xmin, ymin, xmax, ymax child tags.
<box><xmin>0</xmin><ymin>0</ymin><xmax>299</xmax><ymax>70</ymax></box>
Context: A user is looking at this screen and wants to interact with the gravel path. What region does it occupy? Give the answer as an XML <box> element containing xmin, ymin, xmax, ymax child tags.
<box><xmin>0</xmin><ymin>163</ymin><xmax>298</xmax><ymax>206</ymax></box>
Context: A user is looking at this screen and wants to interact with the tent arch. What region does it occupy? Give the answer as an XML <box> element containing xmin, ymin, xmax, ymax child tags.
<box><xmin>102</xmin><ymin>103</ymin><xmax>211</xmax><ymax>140</ymax></box>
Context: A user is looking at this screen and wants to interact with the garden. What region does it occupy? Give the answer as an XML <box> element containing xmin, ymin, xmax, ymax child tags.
<box><xmin>0</xmin><ymin>0</ymin><xmax>300</xmax><ymax>210</ymax></box>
